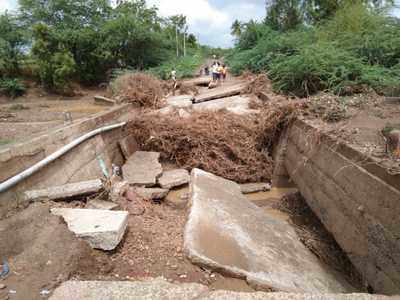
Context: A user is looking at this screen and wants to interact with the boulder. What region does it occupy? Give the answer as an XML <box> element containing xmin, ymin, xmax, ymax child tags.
<box><xmin>122</xmin><ymin>151</ymin><xmax>163</xmax><ymax>187</ymax></box>
<box><xmin>86</xmin><ymin>200</ymin><xmax>119</xmax><ymax>210</ymax></box>
<box><xmin>184</xmin><ymin>169</ymin><xmax>353</xmax><ymax>293</ymax></box>
<box><xmin>239</xmin><ymin>183</ymin><xmax>271</xmax><ymax>194</ymax></box>
<box><xmin>158</xmin><ymin>169</ymin><xmax>190</xmax><ymax>189</ymax></box>
<box><xmin>134</xmin><ymin>187</ymin><xmax>169</xmax><ymax>200</ymax></box>
<box><xmin>51</xmin><ymin>208</ymin><xmax>128</xmax><ymax>251</ymax></box>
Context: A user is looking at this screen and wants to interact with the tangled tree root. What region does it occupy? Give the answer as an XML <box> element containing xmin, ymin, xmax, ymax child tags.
<box><xmin>126</xmin><ymin>104</ymin><xmax>297</xmax><ymax>183</ymax></box>
<box><xmin>111</xmin><ymin>72</ymin><xmax>165</xmax><ymax>108</ymax></box>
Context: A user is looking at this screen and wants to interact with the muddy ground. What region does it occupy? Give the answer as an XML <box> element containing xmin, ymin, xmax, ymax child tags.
<box><xmin>0</xmin><ymin>86</ymin><xmax>109</xmax><ymax>148</ymax></box>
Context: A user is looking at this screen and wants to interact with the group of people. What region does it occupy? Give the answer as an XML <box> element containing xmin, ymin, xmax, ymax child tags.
<box><xmin>209</xmin><ymin>61</ymin><xmax>227</xmax><ymax>83</ymax></box>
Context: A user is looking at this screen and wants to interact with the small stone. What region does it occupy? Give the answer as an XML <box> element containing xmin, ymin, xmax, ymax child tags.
<box><xmin>165</xmin><ymin>187</ymin><xmax>189</xmax><ymax>209</ymax></box>
<box><xmin>0</xmin><ymin>284</ymin><xmax>6</xmax><ymax>289</ymax></box>
<box><xmin>179</xmin><ymin>274</ymin><xmax>187</xmax><ymax>279</ymax></box>
<box><xmin>134</xmin><ymin>187</ymin><xmax>169</xmax><ymax>200</ymax></box>
<box><xmin>239</xmin><ymin>182</ymin><xmax>271</xmax><ymax>194</ymax></box>
<box><xmin>86</xmin><ymin>200</ymin><xmax>119</xmax><ymax>210</ymax></box>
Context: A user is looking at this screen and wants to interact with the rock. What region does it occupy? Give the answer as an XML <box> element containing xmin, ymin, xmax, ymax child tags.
<box><xmin>50</xmin><ymin>278</ymin><xmax>393</xmax><ymax>300</ymax></box>
<box><xmin>167</xmin><ymin>95</ymin><xmax>194</xmax><ymax>108</ymax></box>
<box><xmin>110</xmin><ymin>181</ymin><xmax>129</xmax><ymax>202</ymax></box>
<box><xmin>184</xmin><ymin>169</ymin><xmax>353</xmax><ymax>293</ymax></box>
<box><xmin>239</xmin><ymin>183</ymin><xmax>271</xmax><ymax>194</ymax></box>
<box><xmin>193</xmin><ymin>96</ymin><xmax>258</xmax><ymax>115</ymax></box>
<box><xmin>0</xmin><ymin>284</ymin><xmax>6</xmax><ymax>289</ymax></box>
<box><xmin>134</xmin><ymin>187</ymin><xmax>169</xmax><ymax>200</ymax></box>
<box><xmin>122</xmin><ymin>151</ymin><xmax>163</xmax><ymax>187</ymax></box>
<box><xmin>165</xmin><ymin>187</ymin><xmax>190</xmax><ymax>209</ymax></box>
<box><xmin>86</xmin><ymin>200</ymin><xmax>119</xmax><ymax>210</ymax></box>
<box><xmin>119</xmin><ymin>136</ymin><xmax>139</xmax><ymax>160</ymax></box>
<box><xmin>24</xmin><ymin>179</ymin><xmax>103</xmax><ymax>202</ymax></box>
<box><xmin>158</xmin><ymin>169</ymin><xmax>190</xmax><ymax>189</ymax></box>
<box><xmin>51</xmin><ymin>208</ymin><xmax>128</xmax><ymax>251</ymax></box>
<box><xmin>49</xmin><ymin>277</ymin><xmax>208</xmax><ymax>300</ymax></box>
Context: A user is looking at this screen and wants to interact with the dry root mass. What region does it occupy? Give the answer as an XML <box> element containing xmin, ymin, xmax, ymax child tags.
<box><xmin>126</xmin><ymin>104</ymin><xmax>297</xmax><ymax>183</ymax></box>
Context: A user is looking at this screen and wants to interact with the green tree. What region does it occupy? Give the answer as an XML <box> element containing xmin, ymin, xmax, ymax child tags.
<box><xmin>231</xmin><ymin>20</ymin><xmax>243</xmax><ymax>37</ymax></box>
<box><xmin>0</xmin><ymin>13</ymin><xmax>26</xmax><ymax>77</ymax></box>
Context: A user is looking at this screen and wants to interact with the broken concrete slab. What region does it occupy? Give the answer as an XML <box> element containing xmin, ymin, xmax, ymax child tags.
<box><xmin>24</xmin><ymin>179</ymin><xmax>103</xmax><ymax>202</ymax></box>
<box><xmin>239</xmin><ymin>182</ymin><xmax>271</xmax><ymax>194</ymax></box>
<box><xmin>193</xmin><ymin>83</ymin><xmax>246</xmax><ymax>103</ymax></box>
<box><xmin>193</xmin><ymin>96</ymin><xmax>258</xmax><ymax>115</ymax></box>
<box><xmin>158</xmin><ymin>169</ymin><xmax>190</xmax><ymax>189</ymax></box>
<box><xmin>202</xmin><ymin>291</ymin><xmax>394</xmax><ymax>300</ymax></box>
<box><xmin>86</xmin><ymin>199</ymin><xmax>119</xmax><ymax>210</ymax></box>
<box><xmin>166</xmin><ymin>95</ymin><xmax>194</xmax><ymax>108</ymax></box>
<box><xmin>184</xmin><ymin>168</ymin><xmax>353</xmax><ymax>293</ymax></box>
<box><xmin>119</xmin><ymin>136</ymin><xmax>139</xmax><ymax>160</ymax></box>
<box><xmin>122</xmin><ymin>151</ymin><xmax>163</xmax><ymax>187</ymax></box>
<box><xmin>134</xmin><ymin>187</ymin><xmax>169</xmax><ymax>200</ymax></box>
<box><xmin>184</xmin><ymin>76</ymin><xmax>211</xmax><ymax>86</ymax></box>
<box><xmin>94</xmin><ymin>95</ymin><xmax>116</xmax><ymax>106</ymax></box>
<box><xmin>50</xmin><ymin>277</ymin><xmax>209</xmax><ymax>300</ymax></box>
<box><xmin>51</xmin><ymin>208</ymin><xmax>128</xmax><ymax>250</ymax></box>
<box><xmin>50</xmin><ymin>278</ymin><xmax>394</xmax><ymax>300</ymax></box>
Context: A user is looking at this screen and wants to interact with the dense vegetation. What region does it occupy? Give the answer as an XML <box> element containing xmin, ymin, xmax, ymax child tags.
<box><xmin>227</xmin><ymin>1</ymin><xmax>400</xmax><ymax>97</ymax></box>
<box><xmin>0</xmin><ymin>0</ymin><xmax>204</xmax><ymax>96</ymax></box>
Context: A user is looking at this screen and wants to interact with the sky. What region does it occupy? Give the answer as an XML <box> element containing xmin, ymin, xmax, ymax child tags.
<box><xmin>1</xmin><ymin>0</ymin><xmax>400</xmax><ymax>48</ymax></box>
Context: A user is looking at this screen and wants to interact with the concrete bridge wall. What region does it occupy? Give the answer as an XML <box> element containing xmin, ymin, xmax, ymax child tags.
<box><xmin>0</xmin><ymin>104</ymin><xmax>132</xmax><ymax>217</ymax></box>
<box><xmin>284</xmin><ymin>119</ymin><xmax>400</xmax><ymax>295</ymax></box>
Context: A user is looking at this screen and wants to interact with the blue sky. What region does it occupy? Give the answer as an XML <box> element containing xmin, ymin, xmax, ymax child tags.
<box><xmin>1</xmin><ymin>0</ymin><xmax>399</xmax><ymax>47</ymax></box>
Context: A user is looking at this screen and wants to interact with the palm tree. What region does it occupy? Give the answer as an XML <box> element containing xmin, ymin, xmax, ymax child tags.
<box><xmin>231</xmin><ymin>19</ymin><xmax>242</xmax><ymax>37</ymax></box>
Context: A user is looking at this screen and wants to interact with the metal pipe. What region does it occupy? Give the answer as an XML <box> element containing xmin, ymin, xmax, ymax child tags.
<box><xmin>0</xmin><ymin>122</ymin><xmax>126</xmax><ymax>193</ymax></box>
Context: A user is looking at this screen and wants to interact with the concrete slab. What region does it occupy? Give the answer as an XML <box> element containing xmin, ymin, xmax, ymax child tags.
<box><xmin>193</xmin><ymin>96</ymin><xmax>258</xmax><ymax>115</ymax></box>
<box><xmin>119</xmin><ymin>135</ymin><xmax>139</xmax><ymax>160</ymax></box>
<box><xmin>193</xmin><ymin>83</ymin><xmax>246</xmax><ymax>103</ymax></box>
<box><xmin>166</xmin><ymin>95</ymin><xmax>194</xmax><ymax>108</ymax></box>
<box><xmin>184</xmin><ymin>168</ymin><xmax>353</xmax><ymax>293</ymax></box>
<box><xmin>158</xmin><ymin>169</ymin><xmax>190</xmax><ymax>189</ymax></box>
<box><xmin>51</xmin><ymin>208</ymin><xmax>128</xmax><ymax>250</ymax></box>
<box><xmin>24</xmin><ymin>179</ymin><xmax>103</xmax><ymax>201</ymax></box>
<box><xmin>134</xmin><ymin>187</ymin><xmax>169</xmax><ymax>200</ymax></box>
<box><xmin>239</xmin><ymin>182</ymin><xmax>271</xmax><ymax>194</ymax></box>
<box><xmin>50</xmin><ymin>277</ymin><xmax>208</xmax><ymax>300</ymax></box>
<box><xmin>50</xmin><ymin>278</ymin><xmax>393</xmax><ymax>300</ymax></box>
<box><xmin>122</xmin><ymin>151</ymin><xmax>162</xmax><ymax>187</ymax></box>
<box><xmin>86</xmin><ymin>199</ymin><xmax>119</xmax><ymax>210</ymax></box>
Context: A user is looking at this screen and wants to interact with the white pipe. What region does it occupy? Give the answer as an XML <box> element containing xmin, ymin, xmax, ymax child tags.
<box><xmin>0</xmin><ymin>122</ymin><xmax>126</xmax><ymax>193</ymax></box>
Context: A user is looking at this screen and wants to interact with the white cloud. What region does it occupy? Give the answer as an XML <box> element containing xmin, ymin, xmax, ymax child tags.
<box><xmin>0</xmin><ymin>0</ymin><xmax>13</xmax><ymax>12</ymax></box>
<box><xmin>146</xmin><ymin>0</ymin><xmax>264</xmax><ymax>48</ymax></box>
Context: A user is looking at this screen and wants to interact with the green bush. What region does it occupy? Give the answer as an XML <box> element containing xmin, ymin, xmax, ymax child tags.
<box><xmin>149</xmin><ymin>52</ymin><xmax>204</xmax><ymax>80</ymax></box>
<box><xmin>227</xmin><ymin>2</ymin><xmax>400</xmax><ymax>97</ymax></box>
<box><xmin>0</xmin><ymin>78</ymin><xmax>26</xmax><ymax>98</ymax></box>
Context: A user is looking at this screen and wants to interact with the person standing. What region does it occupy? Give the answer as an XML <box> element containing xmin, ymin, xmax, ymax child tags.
<box><xmin>211</xmin><ymin>62</ymin><xmax>219</xmax><ymax>82</ymax></box>
<box><xmin>222</xmin><ymin>64</ymin><xmax>228</xmax><ymax>82</ymax></box>
<box><xmin>171</xmin><ymin>68</ymin><xmax>177</xmax><ymax>95</ymax></box>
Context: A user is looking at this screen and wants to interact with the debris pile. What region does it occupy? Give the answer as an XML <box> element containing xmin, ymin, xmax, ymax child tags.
<box><xmin>111</xmin><ymin>72</ymin><xmax>164</xmax><ymax>108</ymax></box>
<box><xmin>126</xmin><ymin>104</ymin><xmax>297</xmax><ymax>183</ymax></box>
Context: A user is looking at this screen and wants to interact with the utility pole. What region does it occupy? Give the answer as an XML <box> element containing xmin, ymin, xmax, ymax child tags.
<box><xmin>183</xmin><ymin>31</ymin><xmax>186</xmax><ymax>57</ymax></box>
<box><xmin>175</xmin><ymin>25</ymin><xmax>179</xmax><ymax>58</ymax></box>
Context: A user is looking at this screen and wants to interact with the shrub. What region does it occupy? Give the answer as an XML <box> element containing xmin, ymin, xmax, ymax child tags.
<box><xmin>0</xmin><ymin>78</ymin><xmax>26</xmax><ymax>98</ymax></box>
